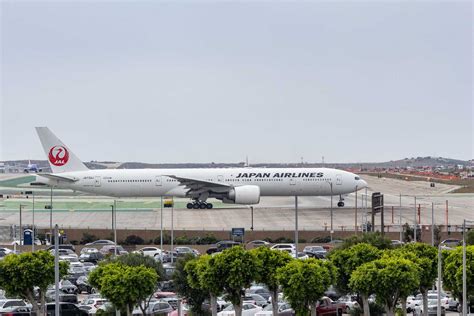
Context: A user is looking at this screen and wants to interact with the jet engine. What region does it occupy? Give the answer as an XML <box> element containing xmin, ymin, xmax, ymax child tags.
<box><xmin>223</xmin><ymin>185</ymin><xmax>260</xmax><ymax>204</ymax></box>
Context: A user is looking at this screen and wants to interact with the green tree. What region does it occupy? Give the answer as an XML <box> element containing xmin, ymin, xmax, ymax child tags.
<box><xmin>467</xmin><ymin>230</ymin><xmax>474</xmax><ymax>246</ymax></box>
<box><xmin>350</xmin><ymin>257</ymin><xmax>420</xmax><ymax>316</ymax></box>
<box><xmin>190</xmin><ymin>255</ymin><xmax>225</xmax><ymax>316</ymax></box>
<box><xmin>0</xmin><ymin>251</ymin><xmax>68</xmax><ymax>315</ymax></box>
<box><xmin>329</xmin><ymin>243</ymin><xmax>382</xmax><ymax>316</ymax></box>
<box><xmin>341</xmin><ymin>232</ymin><xmax>393</xmax><ymax>250</ymax></box>
<box><xmin>278</xmin><ymin>258</ymin><xmax>336</xmax><ymax>316</ymax></box>
<box><xmin>389</xmin><ymin>243</ymin><xmax>437</xmax><ymax>316</ymax></box>
<box><xmin>442</xmin><ymin>245</ymin><xmax>474</xmax><ymax>310</ymax></box>
<box><xmin>89</xmin><ymin>262</ymin><xmax>158</xmax><ymax>316</ymax></box>
<box><xmin>212</xmin><ymin>247</ymin><xmax>257</xmax><ymax>316</ymax></box>
<box><xmin>251</xmin><ymin>247</ymin><xmax>292</xmax><ymax>316</ymax></box>
<box><xmin>173</xmin><ymin>254</ymin><xmax>208</xmax><ymax>314</ymax></box>
<box><xmin>104</xmin><ymin>252</ymin><xmax>163</xmax><ymax>277</ymax></box>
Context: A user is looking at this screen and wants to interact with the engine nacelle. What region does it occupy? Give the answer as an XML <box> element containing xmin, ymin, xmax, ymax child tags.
<box><xmin>224</xmin><ymin>185</ymin><xmax>260</xmax><ymax>204</ymax></box>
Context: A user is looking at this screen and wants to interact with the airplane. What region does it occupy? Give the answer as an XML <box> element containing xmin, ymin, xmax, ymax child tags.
<box><xmin>23</xmin><ymin>160</ymin><xmax>42</xmax><ymax>173</ymax></box>
<box><xmin>32</xmin><ymin>127</ymin><xmax>368</xmax><ymax>209</ymax></box>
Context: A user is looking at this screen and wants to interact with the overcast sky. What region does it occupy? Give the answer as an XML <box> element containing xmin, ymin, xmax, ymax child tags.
<box><xmin>1</xmin><ymin>1</ymin><xmax>472</xmax><ymax>164</ymax></box>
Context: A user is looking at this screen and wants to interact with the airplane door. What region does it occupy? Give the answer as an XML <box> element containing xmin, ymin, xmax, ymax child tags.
<box><xmin>217</xmin><ymin>175</ymin><xmax>224</xmax><ymax>182</ymax></box>
<box><xmin>336</xmin><ymin>174</ymin><xmax>342</xmax><ymax>185</ymax></box>
<box><xmin>155</xmin><ymin>176</ymin><xmax>162</xmax><ymax>186</ymax></box>
<box><xmin>94</xmin><ymin>176</ymin><xmax>101</xmax><ymax>187</ymax></box>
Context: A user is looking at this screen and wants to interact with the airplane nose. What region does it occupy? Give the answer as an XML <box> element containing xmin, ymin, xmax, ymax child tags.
<box><xmin>360</xmin><ymin>179</ymin><xmax>368</xmax><ymax>189</ymax></box>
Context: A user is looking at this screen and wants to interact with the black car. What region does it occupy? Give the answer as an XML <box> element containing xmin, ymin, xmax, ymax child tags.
<box><xmin>76</xmin><ymin>276</ymin><xmax>96</xmax><ymax>294</ymax></box>
<box><xmin>45</xmin><ymin>290</ymin><xmax>78</xmax><ymax>304</ymax></box>
<box><xmin>206</xmin><ymin>241</ymin><xmax>241</xmax><ymax>254</ymax></box>
<box><xmin>46</xmin><ymin>303</ymin><xmax>87</xmax><ymax>316</ymax></box>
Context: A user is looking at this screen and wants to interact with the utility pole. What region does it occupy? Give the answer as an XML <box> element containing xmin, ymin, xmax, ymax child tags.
<box><xmin>50</xmin><ymin>186</ymin><xmax>53</xmax><ymax>243</ymax></box>
<box><xmin>355</xmin><ymin>186</ymin><xmax>358</xmax><ymax>234</ymax></box>
<box><xmin>160</xmin><ymin>196</ymin><xmax>163</xmax><ymax>262</ymax></box>
<box><xmin>171</xmin><ymin>197</ymin><xmax>174</xmax><ymax>264</ymax></box>
<box><xmin>54</xmin><ymin>224</ymin><xmax>59</xmax><ymax>316</ymax></box>
<box><xmin>32</xmin><ymin>193</ymin><xmax>35</xmax><ymax>252</ymax></box>
<box><xmin>437</xmin><ymin>244</ymin><xmax>442</xmax><ymax>316</ymax></box>
<box><xmin>414</xmin><ymin>196</ymin><xmax>417</xmax><ymax>242</ymax></box>
<box><xmin>431</xmin><ymin>202</ymin><xmax>434</xmax><ymax>246</ymax></box>
<box><xmin>19</xmin><ymin>205</ymin><xmax>23</xmax><ymax>246</ymax></box>
<box><xmin>113</xmin><ymin>200</ymin><xmax>117</xmax><ymax>257</ymax></box>
<box><xmin>330</xmin><ymin>183</ymin><xmax>333</xmax><ymax>241</ymax></box>
<box><xmin>295</xmin><ymin>196</ymin><xmax>298</xmax><ymax>258</ymax></box>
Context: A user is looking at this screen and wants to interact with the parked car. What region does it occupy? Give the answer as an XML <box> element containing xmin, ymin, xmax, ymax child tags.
<box><xmin>255</xmin><ymin>302</ymin><xmax>294</xmax><ymax>315</ymax></box>
<box><xmin>76</xmin><ymin>276</ymin><xmax>96</xmax><ymax>294</ymax></box>
<box><xmin>131</xmin><ymin>300</ymin><xmax>174</xmax><ymax>315</ymax></box>
<box><xmin>99</xmin><ymin>245</ymin><xmax>128</xmax><ymax>255</ymax></box>
<box><xmin>270</xmin><ymin>244</ymin><xmax>296</xmax><ymax>254</ymax></box>
<box><xmin>79</xmin><ymin>252</ymin><xmax>104</xmax><ymax>264</ymax></box>
<box><xmin>47</xmin><ymin>244</ymin><xmax>76</xmax><ymax>252</ymax></box>
<box><xmin>245</xmin><ymin>294</ymin><xmax>268</xmax><ymax>307</ymax></box>
<box><xmin>0</xmin><ymin>306</ymin><xmax>32</xmax><ymax>315</ymax></box>
<box><xmin>246</xmin><ymin>287</ymin><xmax>271</xmax><ymax>301</ymax></box>
<box><xmin>315</xmin><ymin>297</ymin><xmax>344</xmax><ymax>316</ymax></box>
<box><xmin>135</xmin><ymin>247</ymin><xmax>163</xmax><ymax>258</ymax></box>
<box><xmin>303</xmin><ymin>246</ymin><xmax>327</xmax><ymax>259</ymax></box>
<box><xmin>440</xmin><ymin>239</ymin><xmax>461</xmax><ymax>248</ymax></box>
<box><xmin>79</xmin><ymin>297</ymin><xmax>108</xmax><ymax>313</ymax></box>
<box><xmin>391</xmin><ymin>240</ymin><xmax>405</xmax><ymax>247</ymax></box>
<box><xmin>206</xmin><ymin>241</ymin><xmax>241</xmax><ymax>255</ymax></box>
<box><xmin>0</xmin><ymin>299</ymin><xmax>27</xmax><ymax>312</ymax></box>
<box><xmin>217</xmin><ymin>303</ymin><xmax>263</xmax><ymax>316</ymax></box>
<box><xmin>80</xmin><ymin>247</ymin><xmax>99</xmax><ymax>254</ymax></box>
<box><xmin>413</xmin><ymin>299</ymin><xmax>446</xmax><ymax>316</ymax></box>
<box><xmin>50</xmin><ymin>249</ymin><xmax>77</xmax><ymax>257</ymax></box>
<box><xmin>85</xmin><ymin>240</ymin><xmax>115</xmax><ymax>246</ymax></box>
<box><xmin>337</xmin><ymin>295</ymin><xmax>360</xmax><ymax>313</ymax></box>
<box><xmin>246</xmin><ymin>240</ymin><xmax>271</xmax><ymax>249</ymax></box>
<box><xmin>46</xmin><ymin>302</ymin><xmax>88</xmax><ymax>316</ymax></box>
<box><xmin>174</xmin><ymin>247</ymin><xmax>196</xmax><ymax>257</ymax></box>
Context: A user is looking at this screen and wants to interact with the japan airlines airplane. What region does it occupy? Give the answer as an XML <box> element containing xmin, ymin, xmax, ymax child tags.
<box><xmin>33</xmin><ymin>127</ymin><xmax>367</xmax><ymax>209</ymax></box>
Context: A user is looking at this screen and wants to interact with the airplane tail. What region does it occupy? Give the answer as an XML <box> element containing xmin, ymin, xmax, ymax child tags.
<box><xmin>35</xmin><ymin>127</ymin><xmax>89</xmax><ymax>173</ymax></box>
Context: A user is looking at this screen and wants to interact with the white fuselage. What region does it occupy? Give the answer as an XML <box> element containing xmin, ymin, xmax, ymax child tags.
<box><xmin>36</xmin><ymin>167</ymin><xmax>367</xmax><ymax>199</ymax></box>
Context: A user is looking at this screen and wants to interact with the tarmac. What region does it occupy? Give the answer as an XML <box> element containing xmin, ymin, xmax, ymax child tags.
<box><xmin>0</xmin><ymin>175</ymin><xmax>472</xmax><ymax>231</ymax></box>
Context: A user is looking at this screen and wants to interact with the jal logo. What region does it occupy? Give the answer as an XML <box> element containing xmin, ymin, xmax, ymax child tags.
<box><xmin>48</xmin><ymin>146</ymin><xmax>69</xmax><ymax>166</ymax></box>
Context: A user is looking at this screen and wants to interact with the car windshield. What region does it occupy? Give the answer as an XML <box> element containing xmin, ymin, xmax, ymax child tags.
<box><xmin>223</xmin><ymin>304</ymin><xmax>234</xmax><ymax>311</ymax></box>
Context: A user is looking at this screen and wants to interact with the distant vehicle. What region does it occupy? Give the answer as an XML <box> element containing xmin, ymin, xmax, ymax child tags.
<box><xmin>440</xmin><ymin>239</ymin><xmax>461</xmax><ymax>248</ymax></box>
<box><xmin>174</xmin><ymin>247</ymin><xmax>196</xmax><ymax>257</ymax></box>
<box><xmin>51</xmin><ymin>249</ymin><xmax>77</xmax><ymax>257</ymax></box>
<box><xmin>303</xmin><ymin>245</ymin><xmax>327</xmax><ymax>259</ymax></box>
<box><xmin>99</xmin><ymin>245</ymin><xmax>127</xmax><ymax>255</ymax></box>
<box><xmin>33</xmin><ymin>127</ymin><xmax>367</xmax><ymax>210</ymax></box>
<box><xmin>246</xmin><ymin>240</ymin><xmax>271</xmax><ymax>249</ymax></box>
<box><xmin>337</xmin><ymin>295</ymin><xmax>360</xmax><ymax>313</ymax></box>
<box><xmin>131</xmin><ymin>300</ymin><xmax>174</xmax><ymax>315</ymax></box>
<box><xmin>0</xmin><ymin>247</ymin><xmax>14</xmax><ymax>255</ymax></box>
<box><xmin>0</xmin><ymin>299</ymin><xmax>27</xmax><ymax>312</ymax></box>
<box><xmin>80</xmin><ymin>247</ymin><xmax>99</xmax><ymax>254</ymax></box>
<box><xmin>314</xmin><ymin>297</ymin><xmax>344</xmax><ymax>316</ymax></box>
<box><xmin>255</xmin><ymin>302</ymin><xmax>294</xmax><ymax>316</ymax></box>
<box><xmin>135</xmin><ymin>247</ymin><xmax>163</xmax><ymax>258</ymax></box>
<box><xmin>47</xmin><ymin>244</ymin><xmax>76</xmax><ymax>252</ymax></box>
<box><xmin>270</xmin><ymin>244</ymin><xmax>296</xmax><ymax>254</ymax></box>
<box><xmin>217</xmin><ymin>303</ymin><xmax>262</xmax><ymax>316</ymax></box>
<box><xmin>0</xmin><ymin>305</ymin><xmax>32</xmax><ymax>315</ymax></box>
<box><xmin>391</xmin><ymin>240</ymin><xmax>405</xmax><ymax>247</ymax></box>
<box><xmin>413</xmin><ymin>299</ymin><xmax>446</xmax><ymax>316</ymax></box>
<box><xmin>79</xmin><ymin>297</ymin><xmax>108</xmax><ymax>313</ymax></box>
<box><xmin>76</xmin><ymin>276</ymin><xmax>96</xmax><ymax>294</ymax></box>
<box><xmin>294</xmin><ymin>252</ymin><xmax>309</xmax><ymax>260</ymax></box>
<box><xmin>206</xmin><ymin>241</ymin><xmax>241</xmax><ymax>254</ymax></box>
<box><xmin>46</xmin><ymin>302</ymin><xmax>88</xmax><ymax>316</ymax></box>
<box><xmin>85</xmin><ymin>240</ymin><xmax>115</xmax><ymax>246</ymax></box>
<box><xmin>23</xmin><ymin>160</ymin><xmax>42</xmax><ymax>173</ymax></box>
<box><xmin>11</xmin><ymin>238</ymin><xmax>42</xmax><ymax>246</ymax></box>
<box><xmin>245</xmin><ymin>294</ymin><xmax>268</xmax><ymax>307</ymax></box>
<box><xmin>246</xmin><ymin>287</ymin><xmax>271</xmax><ymax>301</ymax></box>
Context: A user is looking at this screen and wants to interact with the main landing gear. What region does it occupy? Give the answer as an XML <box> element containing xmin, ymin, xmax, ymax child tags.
<box><xmin>337</xmin><ymin>195</ymin><xmax>345</xmax><ymax>207</ymax></box>
<box><xmin>186</xmin><ymin>201</ymin><xmax>213</xmax><ymax>209</ymax></box>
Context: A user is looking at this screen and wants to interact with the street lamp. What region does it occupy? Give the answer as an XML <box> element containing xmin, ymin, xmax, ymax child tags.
<box><xmin>326</xmin><ymin>182</ymin><xmax>333</xmax><ymax>241</ymax></box>
<box><xmin>19</xmin><ymin>204</ymin><xmax>27</xmax><ymax>246</ymax></box>
<box><xmin>462</xmin><ymin>219</ymin><xmax>473</xmax><ymax>316</ymax></box>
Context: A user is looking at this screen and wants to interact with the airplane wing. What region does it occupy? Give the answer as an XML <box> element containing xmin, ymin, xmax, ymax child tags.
<box><xmin>166</xmin><ymin>175</ymin><xmax>231</xmax><ymax>198</ymax></box>
<box><xmin>37</xmin><ymin>173</ymin><xmax>79</xmax><ymax>183</ymax></box>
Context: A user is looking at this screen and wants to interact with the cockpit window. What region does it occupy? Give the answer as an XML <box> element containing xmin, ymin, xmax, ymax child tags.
<box><xmin>355</xmin><ymin>176</ymin><xmax>360</xmax><ymax>180</ymax></box>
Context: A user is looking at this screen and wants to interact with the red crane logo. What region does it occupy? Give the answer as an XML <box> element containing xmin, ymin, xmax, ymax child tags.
<box><xmin>48</xmin><ymin>146</ymin><xmax>69</xmax><ymax>166</ymax></box>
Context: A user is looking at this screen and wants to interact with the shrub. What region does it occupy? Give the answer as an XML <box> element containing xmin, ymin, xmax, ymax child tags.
<box><xmin>311</xmin><ymin>236</ymin><xmax>332</xmax><ymax>243</ymax></box>
<box><xmin>81</xmin><ymin>232</ymin><xmax>97</xmax><ymax>244</ymax></box>
<box><xmin>123</xmin><ymin>235</ymin><xmax>144</xmax><ymax>245</ymax></box>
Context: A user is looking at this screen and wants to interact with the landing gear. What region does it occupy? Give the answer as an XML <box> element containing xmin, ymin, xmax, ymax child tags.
<box><xmin>337</xmin><ymin>195</ymin><xmax>345</xmax><ymax>207</ymax></box>
<box><xmin>186</xmin><ymin>201</ymin><xmax>213</xmax><ymax>209</ymax></box>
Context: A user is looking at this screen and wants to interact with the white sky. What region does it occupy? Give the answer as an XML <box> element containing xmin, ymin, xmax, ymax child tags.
<box><xmin>1</xmin><ymin>1</ymin><xmax>472</xmax><ymax>163</ymax></box>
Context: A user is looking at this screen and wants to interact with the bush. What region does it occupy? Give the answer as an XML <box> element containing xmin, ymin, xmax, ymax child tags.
<box><xmin>123</xmin><ymin>235</ymin><xmax>144</xmax><ymax>245</ymax></box>
<box><xmin>81</xmin><ymin>232</ymin><xmax>97</xmax><ymax>244</ymax></box>
<box><xmin>273</xmin><ymin>237</ymin><xmax>294</xmax><ymax>243</ymax></box>
<box><xmin>154</xmin><ymin>234</ymin><xmax>171</xmax><ymax>245</ymax></box>
<box><xmin>311</xmin><ymin>236</ymin><xmax>332</xmax><ymax>243</ymax></box>
<box><xmin>369</xmin><ymin>302</ymin><xmax>386</xmax><ymax>316</ymax></box>
<box><xmin>198</xmin><ymin>233</ymin><xmax>219</xmax><ymax>245</ymax></box>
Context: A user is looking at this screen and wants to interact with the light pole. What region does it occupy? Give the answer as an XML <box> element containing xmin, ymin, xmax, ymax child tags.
<box><xmin>327</xmin><ymin>182</ymin><xmax>333</xmax><ymax>241</ymax></box>
<box><xmin>113</xmin><ymin>200</ymin><xmax>118</xmax><ymax>257</ymax></box>
<box><xmin>414</xmin><ymin>196</ymin><xmax>417</xmax><ymax>242</ymax></box>
<box><xmin>437</xmin><ymin>243</ymin><xmax>442</xmax><ymax>316</ymax></box>
<box><xmin>295</xmin><ymin>196</ymin><xmax>298</xmax><ymax>257</ymax></box>
<box><xmin>170</xmin><ymin>197</ymin><xmax>175</xmax><ymax>264</ymax></box>
<box><xmin>462</xmin><ymin>219</ymin><xmax>473</xmax><ymax>316</ymax></box>
<box><xmin>160</xmin><ymin>196</ymin><xmax>163</xmax><ymax>263</ymax></box>
<box><xmin>32</xmin><ymin>192</ymin><xmax>35</xmax><ymax>252</ymax></box>
<box><xmin>431</xmin><ymin>202</ymin><xmax>434</xmax><ymax>247</ymax></box>
<box><xmin>54</xmin><ymin>224</ymin><xmax>59</xmax><ymax>316</ymax></box>
<box><xmin>50</xmin><ymin>186</ymin><xmax>53</xmax><ymax>244</ymax></box>
<box><xmin>355</xmin><ymin>185</ymin><xmax>358</xmax><ymax>234</ymax></box>
<box><xmin>19</xmin><ymin>204</ymin><xmax>26</xmax><ymax>246</ymax></box>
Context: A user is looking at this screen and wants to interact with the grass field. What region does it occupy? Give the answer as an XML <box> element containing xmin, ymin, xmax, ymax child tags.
<box><xmin>0</xmin><ymin>198</ymin><xmax>232</xmax><ymax>212</ymax></box>
<box><xmin>0</xmin><ymin>176</ymin><xmax>36</xmax><ymax>187</ymax></box>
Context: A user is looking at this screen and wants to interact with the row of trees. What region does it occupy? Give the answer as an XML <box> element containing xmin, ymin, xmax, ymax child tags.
<box><xmin>173</xmin><ymin>234</ymin><xmax>474</xmax><ymax>316</ymax></box>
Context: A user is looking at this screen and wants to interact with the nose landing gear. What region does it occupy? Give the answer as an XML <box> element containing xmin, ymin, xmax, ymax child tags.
<box><xmin>186</xmin><ymin>200</ymin><xmax>213</xmax><ymax>209</ymax></box>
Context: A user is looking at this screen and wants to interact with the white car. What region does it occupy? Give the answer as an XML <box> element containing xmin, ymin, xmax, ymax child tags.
<box><xmin>81</xmin><ymin>247</ymin><xmax>99</xmax><ymax>254</ymax></box>
<box><xmin>0</xmin><ymin>248</ymin><xmax>15</xmax><ymax>254</ymax></box>
<box><xmin>218</xmin><ymin>303</ymin><xmax>263</xmax><ymax>316</ymax></box>
<box><xmin>411</xmin><ymin>294</ymin><xmax>449</xmax><ymax>311</ymax></box>
<box><xmin>79</xmin><ymin>298</ymin><xmax>109</xmax><ymax>315</ymax></box>
<box><xmin>270</xmin><ymin>244</ymin><xmax>296</xmax><ymax>254</ymax></box>
<box><xmin>11</xmin><ymin>239</ymin><xmax>42</xmax><ymax>246</ymax></box>
<box><xmin>337</xmin><ymin>295</ymin><xmax>360</xmax><ymax>313</ymax></box>
<box><xmin>413</xmin><ymin>299</ymin><xmax>446</xmax><ymax>316</ymax></box>
<box><xmin>134</xmin><ymin>247</ymin><xmax>163</xmax><ymax>258</ymax></box>
<box><xmin>0</xmin><ymin>299</ymin><xmax>28</xmax><ymax>312</ymax></box>
<box><xmin>255</xmin><ymin>302</ymin><xmax>294</xmax><ymax>315</ymax></box>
